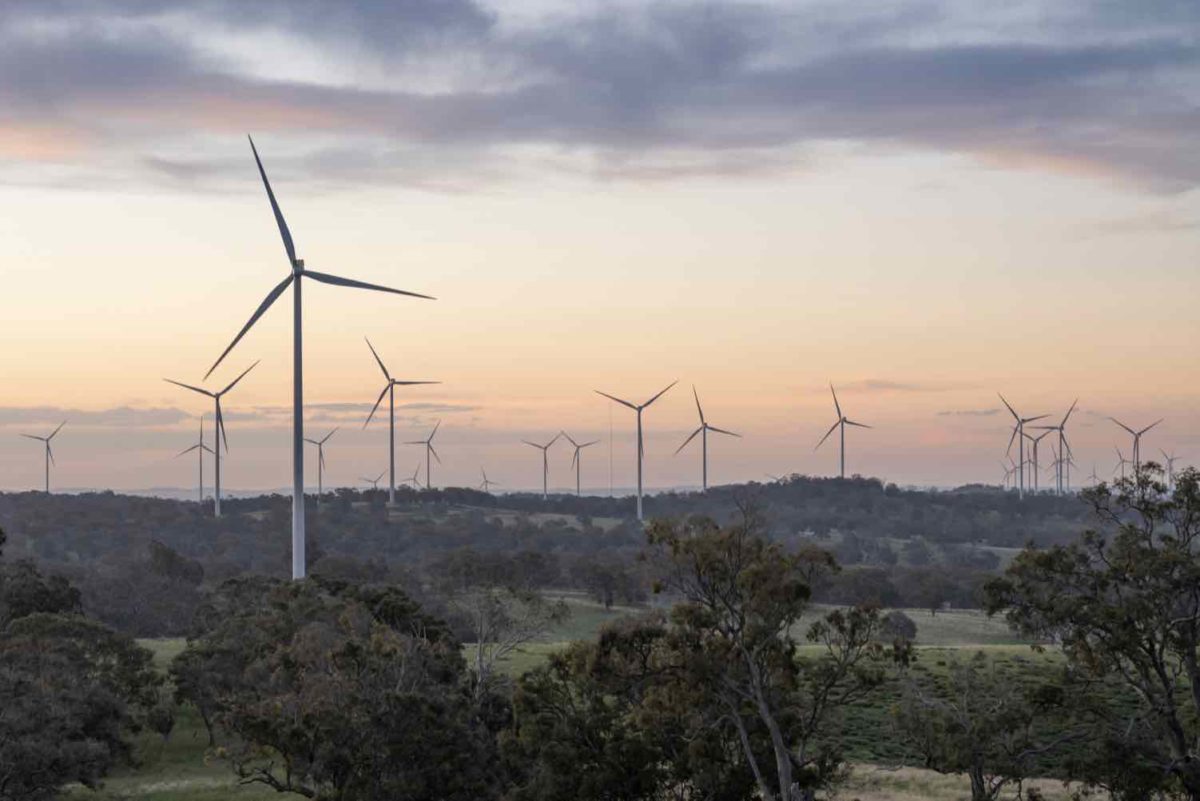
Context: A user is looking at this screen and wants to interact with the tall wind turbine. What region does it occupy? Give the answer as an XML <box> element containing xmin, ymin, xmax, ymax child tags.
<box><xmin>999</xmin><ymin>394</ymin><xmax>1047</xmax><ymax>500</ymax></box>
<box><xmin>303</xmin><ymin>427</ymin><xmax>337</xmax><ymax>507</ymax></box>
<box><xmin>363</xmin><ymin>337</ymin><xmax>438</xmax><ymax>506</ymax></box>
<box><xmin>479</xmin><ymin>467</ymin><xmax>499</xmax><ymax>494</ymax></box>
<box><xmin>523</xmin><ymin>434</ymin><xmax>561</xmax><ymax>500</ymax></box>
<box><xmin>1022</xmin><ymin>429</ymin><xmax>1053</xmax><ymax>494</ymax></box>
<box><xmin>177</xmin><ymin>417</ymin><xmax>214</xmax><ymax>503</ymax></box>
<box><xmin>361</xmin><ymin>470</ymin><xmax>386</xmax><ymax>491</ymax></box>
<box><xmin>595</xmin><ymin>381</ymin><xmax>677</xmax><ymax>521</ymax></box>
<box><xmin>1108</xmin><ymin>417</ymin><xmax>1162</xmax><ymax>471</ymax></box>
<box><xmin>561</xmin><ymin>432</ymin><xmax>599</xmax><ymax>497</ymax></box>
<box><xmin>405</xmin><ymin>421</ymin><xmax>441</xmax><ymax>490</ymax></box>
<box><xmin>21</xmin><ymin>421</ymin><xmax>65</xmax><ymax>493</ymax></box>
<box><xmin>1032</xmin><ymin>399</ymin><xmax>1077</xmax><ymax>494</ymax></box>
<box><xmin>164</xmin><ymin>361</ymin><xmax>258</xmax><ymax>518</ymax></box>
<box><xmin>204</xmin><ymin>137</ymin><xmax>434</xmax><ymax>580</ymax></box>
<box><xmin>816</xmin><ymin>384</ymin><xmax>871</xmax><ymax>480</ymax></box>
<box><xmin>674</xmin><ymin>386</ymin><xmax>740</xmax><ymax>491</ymax></box>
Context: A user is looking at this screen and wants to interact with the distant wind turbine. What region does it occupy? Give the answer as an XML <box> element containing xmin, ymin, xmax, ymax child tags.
<box><xmin>405</xmin><ymin>421</ymin><xmax>441</xmax><ymax>490</ymax></box>
<box><xmin>523</xmin><ymin>434</ymin><xmax>562</xmax><ymax>500</ymax></box>
<box><xmin>999</xmin><ymin>458</ymin><xmax>1017</xmax><ymax>490</ymax></box>
<box><xmin>164</xmin><ymin>361</ymin><xmax>257</xmax><ymax>517</ymax></box>
<box><xmin>1113</xmin><ymin>447</ymin><xmax>1132</xmax><ymax>481</ymax></box>
<box><xmin>676</xmin><ymin>386</ymin><xmax>740</xmax><ymax>490</ymax></box>
<box><xmin>1022</xmin><ymin>429</ymin><xmax>1053</xmax><ymax>493</ymax></box>
<box><xmin>176</xmin><ymin>417</ymin><xmax>215</xmax><ymax>503</ymax></box>
<box><xmin>361</xmin><ymin>470</ymin><xmax>386</xmax><ymax>491</ymax></box>
<box><xmin>816</xmin><ymin>384</ymin><xmax>871</xmax><ymax>480</ymax></box>
<box><xmin>1032</xmin><ymin>399</ymin><xmax>1077</xmax><ymax>495</ymax></box>
<box><xmin>404</xmin><ymin>463</ymin><xmax>423</xmax><ymax>489</ymax></box>
<box><xmin>1088</xmin><ymin>464</ymin><xmax>1102</xmax><ymax>486</ymax></box>
<box><xmin>303</xmin><ymin>428</ymin><xmax>337</xmax><ymax>507</ymax></box>
<box><xmin>1108</xmin><ymin>417</ymin><xmax>1162</xmax><ymax>471</ymax></box>
<box><xmin>595</xmin><ymin>381</ymin><xmax>677</xmax><ymax>520</ymax></box>
<box><xmin>479</xmin><ymin>467</ymin><xmax>499</xmax><ymax>494</ymax></box>
<box><xmin>561</xmin><ymin>432</ymin><xmax>599</xmax><ymax>497</ymax></box>
<box><xmin>999</xmin><ymin>394</ymin><xmax>1047</xmax><ymax>500</ymax></box>
<box><xmin>362</xmin><ymin>337</ymin><xmax>438</xmax><ymax>506</ymax></box>
<box><xmin>204</xmin><ymin>136</ymin><xmax>434</xmax><ymax>580</ymax></box>
<box><xmin>21</xmin><ymin>421</ymin><xmax>66</xmax><ymax>493</ymax></box>
<box><xmin>1160</xmin><ymin>449</ymin><xmax>1183</xmax><ymax>491</ymax></box>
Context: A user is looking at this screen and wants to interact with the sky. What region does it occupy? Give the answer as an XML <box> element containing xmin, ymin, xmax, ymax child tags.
<box><xmin>0</xmin><ymin>0</ymin><xmax>1197</xmax><ymax>495</ymax></box>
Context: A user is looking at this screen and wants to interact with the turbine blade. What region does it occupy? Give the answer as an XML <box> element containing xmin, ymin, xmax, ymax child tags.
<box><xmin>164</xmin><ymin>378</ymin><xmax>214</xmax><ymax>397</ymax></box>
<box><xmin>305</xmin><ymin>270</ymin><xmax>435</xmax><ymax>301</ymax></box>
<box><xmin>1109</xmin><ymin>417</ymin><xmax>1135</xmax><ymax>435</ymax></box>
<box><xmin>1139</xmin><ymin>419</ymin><xmax>1164</xmax><ymax>435</ymax></box>
<box><xmin>217</xmin><ymin>401</ymin><xmax>229</xmax><ymax>453</ymax></box>
<box><xmin>815</xmin><ymin>420</ymin><xmax>839</xmax><ymax>450</ymax></box>
<box><xmin>580</xmin><ymin>440</ymin><xmax>599</xmax><ymax>448</ymax></box>
<box><xmin>675</xmin><ymin>427</ymin><xmax>703</xmax><ymax>455</ymax></box>
<box><xmin>522</xmin><ymin>440</ymin><xmax>540</xmax><ymax>449</ymax></box>
<box><xmin>47</xmin><ymin>421</ymin><xmax>67</xmax><ymax>440</ymax></box>
<box><xmin>220</xmin><ymin>360</ymin><xmax>260</xmax><ymax>396</ymax></box>
<box><xmin>1061</xmin><ymin>399</ymin><xmax>1078</xmax><ymax>426</ymax></box>
<box><xmin>248</xmin><ymin>135</ymin><xmax>297</xmax><ymax>266</ymax></box>
<box><xmin>997</xmin><ymin>393</ymin><xmax>1018</xmax><ymax>421</ymax></box>
<box><xmin>571</xmin><ymin>449</ymin><xmax>579</xmax><ymax>469</ymax></box>
<box><xmin>47</xmin><ymin>443</ymin><xmax>55</xmax><ymax>466</ymax></box>
<box><xmin>320</xmin><ymin>450</ymin><xmax>326</xmax><ymax>471</ymax></box>
<box><xmin>321</xmin><ymin>427</ymin><xmax>339</xmax><ymax>444</ymax></box>
<box><xmin>365</xmin><ymin>337</ymin><xmax>391</xmax><ymax>381</ymax></box>
<box><xmin>201</xmin><ymin>444</ymin><xmax>215</xmax><ymax>454</ymax></box>
<box><xmin>643</xmin><ymin>380</ymin><xmax>677</xmax><ymax>408</ymax></box>
<box><xmin>844</xmin><ymin>420</ymin><xmax>871</xmax><ymax>429</ymax></box>
<box><xmin>707</xmin><ymin>425</ymin><xmax>740</xmax><ymax>438</ymax></box>
<box><xmin>205</xmin><ymin>274</ymin><xmax>293</xmax><ymax>379</ymax></box>
<box><xmin>178</xmin><ymin>444</ymin><xmax>201</xmax><ymax>457</ymax></box>
<box><xmin>429</xmin><ymin>444</ymin><xmax>441</xmax><ymax>464</ymax></box>
<box><xmin>1022</xmin><ymin>415</ymin><xmax>1049</xmax><ymax>424</ymax></box>
<box><xmin>20</xmin><ymin>434</ymin><xmax>43</xmax><ymax>442</ymax></box>
<box><xmin>1006</xmin><ymin>425</ymin><xmax>1018</xmax><ymax>456</ymax></box>
<box><xmin>830</xmin><ymin>383</ymin><xmax>842</xmax><ymax>418</ymax></box>
<box><xmin>364</xmin><ymin>383</ymin><xmax>389</xmax><ymax>428</ymax></box>
<box><xmin>595</xmin><ymin>390</ymin><xmax>637</xmax><ymax>410</ymax></box>
<box><xmin>560</xmin><ymin>431</ymin><xmax>578</xmax><ymax>448</ymax></box>
<box><xmin>392</xmin><ymin>380</ymin><xmax>440</xmax><ymax>386</ymax></box>
<box><xmin>693</xmin><ymin>385</ymin><xmax>705</xmax><ymax>424</ymax></box>
<box><xmin>430</xmin><ymin>419</ymin><xmax>441</xmax><ymax>439</ymax></box>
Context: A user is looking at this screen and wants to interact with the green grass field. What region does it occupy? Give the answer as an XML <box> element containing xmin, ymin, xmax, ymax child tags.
<box><xmin>67</xmin><ymin>602</ymin><xmax>1050</xmax><ymax>800</ymax></box>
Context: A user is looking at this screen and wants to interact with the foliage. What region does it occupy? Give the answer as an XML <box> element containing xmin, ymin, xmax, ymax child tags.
<box><xmin>879</xmin><ymin>610</ymin><xmax>918</xmax><ymax>642</ymax></box>
<box><xmin>0</xmin><ymin>559</ymin><xmax>80</xmax><ymax>628</ymax></box>
<box><xmin>986</xmin><ymin>465</ymin><xmax>1200</xmax><ymax>799</ymax></box>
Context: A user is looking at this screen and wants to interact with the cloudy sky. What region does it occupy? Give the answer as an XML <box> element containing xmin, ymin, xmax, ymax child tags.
<box><xmin>0</xmin><ymin>0</ymin><xmax>1196</xmax><ymax>493</ymax></box>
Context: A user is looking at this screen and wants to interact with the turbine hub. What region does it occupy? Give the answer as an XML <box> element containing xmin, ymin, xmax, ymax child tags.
<box><xmin>292</xmin><ymin>258</ymin><xmax>304</xmax><ymax>273</ymax></box>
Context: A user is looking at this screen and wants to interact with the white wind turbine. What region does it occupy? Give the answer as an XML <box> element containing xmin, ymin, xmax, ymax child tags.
<box><xmin>999</xmin><ymin>394</ymin><xmax>1047</xmax><ymax>500</ymax></box>
<box><xmin>999</xmin><ymin>458</ymin><xmax>1017</xmax><ymax>490</ymax></box>
<box><xmin>362</xmin><ymin>337</ymin><xmax>438</xmax><ymax>506</ymax></box>
<box><xmin>1108</xmin><ymin>417</ymin><xmax>1162</xmax><ymax>472</ymax></box>
<box><xmin>816</xmin><ymin>384</ymin><xmax>871</xmax><ymax>480</ymax></box>
<box><xmin>21</xmin><ymin>421</ymin><xmax>65</xmax><ymax>493</ymax></box>
<box><xmin>596</xmin><ymin>381</ymin><xmax>677</xmax><ymax>521</ymax></box>
<box><xmin>204</xmin><ymin>137</ymin><xmax>434</xmax><ymax>580</ymax></box>
<box><xmin>523</xmin><ymin>433</ymin><xmax>562</xmax><ymax>500</ymax></box>
<box><xmin>177</xmin><ymin>417</ymin><xmax>215</xmax><ymax>503</ymax></box>
<box><xmin>405</xmin><ymin>421</ymin><xmax>442</xmax><ymax>490</ymax></box>
<box><xmin>361</xmin><ymin>470</ymin><xmax>386</xmax><ymax>491</ymax></box>
<box><xmin>561</xmin><ymin>432</ymin><xmax>599</xmax><ymax>497</ymax></box>
<box><xmin>164</xmin><ymin>361</ymin><xmax>258</xmax><ymax>518</ymax></box>
<box><xmin>1032</xmin><ymin>399</ymin><xmax>1077</xmax><ymax>495</ymax></box>
<box><xmin>1022</xmin><ymin>429</ymin><xmax>1052</xmax><ymax>494</ymax></box>
<box><xmin>675</xmin><ymin>385</ymin><xmax>740</xmax><ymax>490</ymax></box>
<box><xmin>1160</xmin><ymin>449</ymin><xmax>1183</xmax><ymax>491</ymax></box>
<box><xmin>303</xmin><ymin>428</ymin><xmax>337</xmax><ymax>507</ymax></box>
<box><xmin>1113</xmin><ymin>446</ymin><xmax>1132</xmax><ymax>481</ymax></box>
<box><xmin>404</xmin><ymin>463</ymin><xmax>423</xmax><ymax>489</ymax></box>
<box><xmin>479</xmin><ymin>467</ymin><xmax>499</xmax><ymax>494</ymax></box>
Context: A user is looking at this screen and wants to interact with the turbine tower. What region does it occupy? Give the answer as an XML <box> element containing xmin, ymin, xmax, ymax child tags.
<box><xmin>675</xmin><ymin>386</ymin><xmax>740</xmax><ymax>490</ymax></box>
<box><xmin>561</xmin><ymin>432</ymin><xmax>599</xmax><ymax>497</ymax></box>
<box><xmin>1032</xmin><ymin>399</ymin><xmax>1077</xmax><ymax>494</ymax></box>
<box><xmin>164</xmin><ymin>361</ymin><xmax>258</xmax><ymax>518</ymax></box>
<box><xmin>363</xmin><ymin>337</ymin><xmax>438</xmax><ymax>506</ymax></box>
<box><xmin>479</xmin><ymin>467</ymin><xmax>499</xmax><ymax>493</ymax></box>
<box><xmin>405</xmin><ymin>421</ymin><xmax>441</xmax><ymax>490</ymax></box>
<box><xmin>1160</xmin><ymin>449</ymin><xmax>1182</xmax><ymax>491</ymax></box>
<box><xmin>204</xmin><ymin>137</ymin><xmax>433</xmax><ymax>580</ymax></box>
<box><xmin>523</xmin><ymin>434</ymin><xmax>561</xmax><ymax>500</ymax></box>
<box><xmin>176</xmin><ymin>417</ymin><xmax>214</xmax><ymax>503</ymax></box>
<box><xmin>1113</xmin><ymin>447</ymin><xmax>1132</xmax><ymax>481</ymax></box>
<box><xmin>1022</xmin><ymin>429</ymin><xmax>1052</xmax><ymax>493</ymax></box>
<box><xmin>595</xmin><ymin>381</ymin><xmax>677</xmax><ymax>521</ymax></box>
<box><xmin>361</xmin><ymin>470</ymin><xmax>386</xmax><ymax>491</ymax></box>
<box><xmin>999</xmin><ymin>394</ymin><xmax>1047</xmax><ymax>500</ymax></box>
<box><xmin>303</xmin><ymin>427</ymin><xmax>338</xmax><ymax>507</ymax></box>
<box><xmin>21</xmin><ymin>421</ymin><xmax>65</xmax><ymax>493</ymax></box>
<box><xmin>816</xmin><ymin>384</ymin><xmax>871</xmax><ymax>480</ymax></box>
<box><xmin>999</xmin><ymin>458</ymin><xmax>1017</xmax><ymax>490</ymax></box>
<box><xmin>1108</xmin><ymin>417</ymin><xmax>1162</xmax><ymax>471</ymax></box>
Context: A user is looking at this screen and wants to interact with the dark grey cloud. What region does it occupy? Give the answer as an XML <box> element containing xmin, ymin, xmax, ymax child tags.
<box><xmin>0</xmin><ymin>0</ymin><xmax>1196</xmax><ymax>189</ymax></box>
<box><xmin>0</xmin><ymin>405</ymin><xmax>191</xmax><ymax>427</ymax></box>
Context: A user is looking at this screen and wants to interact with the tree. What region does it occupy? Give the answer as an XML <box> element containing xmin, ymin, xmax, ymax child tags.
<box><xmin>0</xmin><ymin>613</ymin><xmax>160</xmax><ymax>800</ymax></box>
<box><xmin>646</xmin><ymin>508</ymin><xmax>909</xmax><ymax>801</ymax></box>
<box><xmin>893</xmin><ymin>652</ymin><xmax>1073</xmax><ymax>801</ymax></box>
<box><xmin>0</xmin><ymin>560</ymin><xmax>80</xmax><ymax>629</ymax></box>
<box><xmin>879</xmin><ymin>610</ymin><xmax>918</xmax><ymax>643</ymax></box>
<box><xmin>174</xmin><ymin>577</ymin><xmax>501</xmax><ymax>801</ymax></box>
<box><xmin>985</xmin><ymin>465</ymin><xmax>1200</xmax><ymax>799</ymax></box>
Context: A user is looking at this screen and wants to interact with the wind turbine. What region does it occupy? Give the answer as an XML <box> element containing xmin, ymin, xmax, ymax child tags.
<box><xmin>1113</xmin><ymin>447</ymin><xmax>1132</xmax><ymax>481</ymax></box>
<box><xmin>405</xmin><ymin>421</ymin><xmax>441</xmax><ymax>490</ymax></box>
<box><xmin>176</xmin><ymin>417</ymin><xmax>214</xmax><ymax>503</ymax></box>
<box><xmin>523</xmin><ymin>434</ymin><xmax>562</xmax><ymax>500</ymax></box>
<box><xmin>303</xmin><ymin>428</ymin><xmax>337</xmax><ymax>507</ymax></box>
<box><xmin>999</xmin><ymin>458</ymin><xmax>1017</xmax><ymax>489</ymax></box>
<box><xmin>164</xmin><ymin>361</ymin><xmax>258</xmax><ymax>518</ymax></box>
<box><xmin>1160</xmin><ymin>449</ymin><xmax>1183</xmax><ymax>491</ymax></box>
<box><xmin>362</xmin><ymin>337</ymin><xmax>438</xmax><ymax>506</ymax></box>
<box><xmin>1032</xmin><ymin>399</ymin><xmax>1077</xmax><ymax>494</ymax></box>
<box><xmin>21</xmin><ymin>421</ymin><xmax>65</xmax><ymax>493</ymax></box>
<box><xmin>361</xmin><ymin>470</ymin><xmax>386</xmax><ymax>491</ymax></box>
<box><xmin>999</xmin><ymin>394</ymin><xmax>1047</xmax><ymax>500</ymax></box>
<box><xmin>675</xmin><ymin>386</ymin><xmax>740</xmax><ymax>490</ymax></box>
<box><xmin>1088</xmin><ymin>464</ymin><xmax>1102</xmax><ymax>486</ymax></box>
<box><xmin>560</xmin><ymin>432</ymin><xmax>599</xmax><ymax>497</ymax></box>
<box><xmin>816</xmin><ymin>384</ymin><xmax>871</xmax><ymax>480</ymax></box>
<box><xmin>479</xmin><ymin>467</ymin><xmax>499</xmax><ymax>494</ymax></box>
<box><xmin>204</xmin><ymin>137</ymin><xmax>434</xmax><ymax>580</ymax></box>
<box><xmin>1022</xmin><ymin>429</ymin><xmax>1053</xmax><ymax>493</ymax></box>
<box><xmin>595</xmin><ymin>381</ymin><xmax>677</xmax><ymax>521</ymax></box>
<box><xmin>1108</xmin><ymin>417</ymin><xmax>1162</xmax><ymax>471</ymax></box>
<box><xmin>404</xmin><ymin>463</ymin><xmax>423</xmax><ymax>489</ymax></box>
